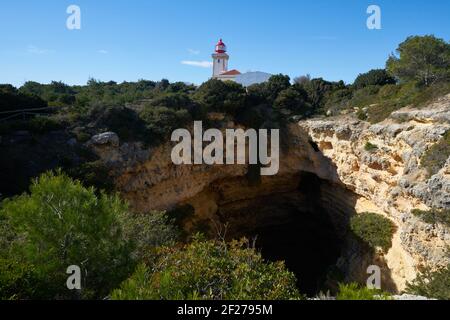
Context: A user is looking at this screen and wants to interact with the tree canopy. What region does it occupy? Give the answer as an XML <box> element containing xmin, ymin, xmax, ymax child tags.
<box><xmin>386</xmin><ymin>35</ymin><xmax>450</xmax><ymax>86</ymax></box>
<box><xmin>111</xmin><ymin>237</ymin><xmax>302</xmax><ymax>300</ymax></box>
<box><xmin>353</xmin><ymin>69</ymin><xmax>396</xmax><ymax>89</ymax></box>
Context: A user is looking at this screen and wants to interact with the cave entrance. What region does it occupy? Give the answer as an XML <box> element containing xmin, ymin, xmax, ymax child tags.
<box><xmin>250</xmin><ymin>203</ymin><xmax>342</xmax><ymax>295</ymax></box>
<box><xmin>214</xmin><ymin>172</ymin><xmax>350</xmax><ymax>296</ymax></box>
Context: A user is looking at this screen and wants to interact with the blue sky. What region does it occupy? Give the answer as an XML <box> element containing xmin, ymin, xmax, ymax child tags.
<box><xmin>0</xmin><ymin>0</ymin><xmax>449</xmax><ymax>87</ymax></box>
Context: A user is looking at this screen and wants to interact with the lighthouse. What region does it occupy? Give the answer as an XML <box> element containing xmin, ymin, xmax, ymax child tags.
<box><xmin>212</xmin><ymin>39</ymin><xmax>241</xmax><ymax>81</ymax></box>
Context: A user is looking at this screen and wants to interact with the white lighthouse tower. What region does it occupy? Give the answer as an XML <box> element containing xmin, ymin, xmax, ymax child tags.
<box><xmin>212</xmin><ymin>39</ymin><xmax>240</xmax><ymax>81</ymax></box>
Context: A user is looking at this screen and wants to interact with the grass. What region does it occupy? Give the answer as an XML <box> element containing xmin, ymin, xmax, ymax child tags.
<box><xmin>336</xmin><ymin>283</ymin><xmax>391</xmax><ymax>300</ymax></box>
<box><xmin>350</xmin><ymin>212</ymin><xmax>396</xmax><ymax>252</ymax></box>
<box><xmin>364</xmin><ymin>142</ymin><xmax>378</xmax><ymax>152</ymax></box>
<box><xmin>0</xmin><ymin>115</ymin><xmax>62</xmax><ymax>135</ymax></box>
<box><xmin>411</xmin><ymin>208</ymin><xmax>450</xmax><ymax>228</ymax></box>
<box><xmin>406</xmin><ymin>264</ymin><xmax>450</xmax><ymax>300</ymax></box>
<box><xmin>421</xmin><ymin>130</ymin><xmax>450</xmax><ymax>177</ymax></box>
<box><xmin>353</xmin><ymin>82</ymin><xmax>450</xmax><ymax>124</ymax></box>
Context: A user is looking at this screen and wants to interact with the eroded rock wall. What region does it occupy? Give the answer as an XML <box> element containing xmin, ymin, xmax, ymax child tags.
<box><xmin>299</xmin><ymin>94</ymin><xmax>450</xmax><ymax>289</ymax></box>
<box><xmin>87</xmin><ymin>95</ymin><xmax>450</xmax><ymax>292</ymax></box>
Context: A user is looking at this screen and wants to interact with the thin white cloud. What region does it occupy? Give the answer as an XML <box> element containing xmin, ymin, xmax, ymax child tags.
<box><xmin>188</xmin><ymin>48</ymin><xmax>200</xmax><ymax>55</ymax></box>
<box><xmin>181</xmin><ymin>60</ymin><xmax>213</xmax><ymax>68</ymax></box>
<box><xmin>98</xmin><ymin>49</ymin><xmax>109</xmax><ymax>54</ymax></box>
<box><xmin>310</xmin><ymin>36</ymin><xmax>338</xmax><ymax>41</ymax></box>
<box><xmin>27</xmin><ymin>45</ymin><xmax>53</xmax><ymax>55</ymax></box>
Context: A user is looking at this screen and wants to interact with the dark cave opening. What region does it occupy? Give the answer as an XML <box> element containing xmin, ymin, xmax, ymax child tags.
<box><xmin>250</xmin><ymin>204</ymin><xmax>343</xmax><ymax>296</ymax></box>
<box><xmin>215</xmin><ymin>172</ymin><xmax>351</xmax><ymax>296</ymax></box>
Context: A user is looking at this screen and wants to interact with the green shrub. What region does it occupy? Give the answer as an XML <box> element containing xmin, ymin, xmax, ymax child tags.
<box><xmin>0</xmin><ymin>259</ymin><xmax>41</xmax><ymax>300</ymax></box>
<box><xmin>27</xmin><ymin>116</ymin><xmax>62</xmax><ymax>134</ymax></box>
<box><xmin>357</xmin><ymin>109</ymin><xmax>368</xmax><ymax>121</ymax></box>
<box><xmin>350</xmin><ymin>212</ymin><xmax>395</xmax><ymax>252</ymax></box>
<box><xmin>364</xmin><ymin>142</ymin><xmax>378</xmax><ymax>152</ymax></box>
<box><xmin>0</xmin><ymin>116</ymin><xmax>61</xmax><ymax>136</ymax></box>
<box><xmin>406</xmin><ymin>265</ymin><xmax>450</xmax><ymax>300</ymax></box>
<box><xmin>0</xmin><ymin>171</ymin><xmax>134</xmax><ymax>299</ymax></box>
<box><xmin>411</xmin><ymin>208</ymin><xmax>450</xmax><ymax>228</ymax></box>
<box><xmin>74</xmin><ymin>131</ymin><xmax>91</xmax><ymax>143</ymax></box>
<box><xmin>347</xmin><ymin>85</ymin><xmax>380</xmax><ymax>109</ymax></box>
<box><xmin>353</xmin><ymin>69</ymin><xmax>396</xmax><ymax>90</ymax></box>
<box><xmin>111</xmin><ymin>237</ymin><xmax>302</xmax><ymax>300</ymax></box>
<box><xmin>139</xmin><ymin>105</ymin><xmax>191</xmax><ymax>143</ymax></box>
<box><xmin>120</xmin><ymin>211</ymin><xmax>179</xmax><ymax>261</ymax></box>
<box><xmin>0</xmin><ymin>84</ymin><xmax>47</xmax><ymax>112</ymax></box>
<box><xmin>274</xmin><ymin>87</ymin><xmax>311</xmax><ymax>116</ymax></box>
<box><xmin>421</xmin><ymin>130</ymin><xmax>450</xmax><ymax>176</ymax></box>
<box><xmin>0</xmin><ymin>171</ymin><xmax>177</xmax><ymax>299</ymax></box>
<box><xmin>67</xmin><ymin>160</ymin><xmax>114</xmax><ymax>192</ymax></box>
<box><xmin>386</xmin><ymin>35</ymin><xmax>450</xmax><ymax>86</ymax></box>
<box><xmin>362</xmin><ymin>81</ymin><xmax>450</xmax><ymax>123</ymax></box>
<box><xmin>365</xmin><ymin>102</ymin><xmax>403</xmax><ymax>124</ymax></box>
<box><xmin>193</xmin><ymin>79</ymin><xmax>246</xmax><ymax>114</ymax></box>
<box><xmin>89</xmin><ymin>105</ymin><xmax>150</xmax><ymax>143</ymax></box>
<box><xmin>409</xmin><ymin>82</ymin><xmax>450</xmax><ymax>108</ymax></box>
<box><xmin>336</xmin><ymin>283</ymin><xmax>391</xmax><ymax>300</ymax></box>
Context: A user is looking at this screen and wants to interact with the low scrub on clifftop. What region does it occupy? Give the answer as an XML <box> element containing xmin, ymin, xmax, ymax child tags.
<box><xmin>336</xmin><ymin>283</ymin><xmax>391</xmax><ymax>300</ymax></box>
<box><xmin>406</xmin><ymin>264</ymin><xmax>450</xmax><ymax>300</ymax></box>
<box><xmin>111</xmin><ymin>237</ymin><xmax>302</xmax><ymax>300</ymax></box>
<box><xmin>421</xmin><ymin>130</ymin><xmax>450</xmax><ymax>177</ymax></box>
<box><xmin>0</xmin><ymin>171</ymin><xmax>177</xmax><ymax>299</ymax></box>
<box><xmin>0</xmin><ymin>172</ymin><xmax>303</xmax><ymax>300</ymax></box>
<box><xmin>411</xmin><ymin>208</ymin><xmax>450</xmax><ymax>228</ymax></box>
<box><xmin>350</xmin><ymin>212</ymin><xmax>396</xmax><ymax>252</ymax></box>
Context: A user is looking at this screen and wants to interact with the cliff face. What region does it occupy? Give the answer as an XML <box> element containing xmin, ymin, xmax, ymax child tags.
<box><xmin>87</xmin><ymin>95</ymin><xmax>450</xmax><ymax>293</ymax></box>
<box><xmin>299</xmin><ymin>94</ymin><xmax>450</xmax><ymax>289</ymax></box>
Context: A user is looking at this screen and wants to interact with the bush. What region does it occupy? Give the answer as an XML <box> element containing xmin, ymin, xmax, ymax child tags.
<box><xmin>0</xmin><ymin>84</ymin><xmax>47</xmax><ymax>112</ymax></box>
<box><xmin>421</xmin><ymin>130</ymin><xmax>450</xmax><ymax>176</ymax></box>
<box><xmin>299</xmin><ymin>78</ymin><xmax>346</xmax><ymax>112</ymax></box>
<box><xmin>406</xmin><ymin>265</ymin><xmax>450</xmax><ymax>300</ymax></box>
<box><xmin>386</xmin><ymin>35</ymin><xmax>450</xmax><ymax>86</ymax></box>
<box><xmin>364</xmin><ymin>142</ymin><xmax>378</xmax><ymax>152</ymax></box>
<box><xmin>120</xmin><ymin>211</ymin><xmax>179</xmax><ymax>261</ymax></box>
<box><xmin>89</xmin><ymin>105</ymin><xmax>150</xmax><ymax>143</ymax></box>
<box><xmin>139</xmin><ymin>105</ymin><xmax>191</xmax><ymax>143</ymax></box>
<box><xmin>336</xmin><ymin>283</ymin><xmax>391</xmax><ymax>300</ymax></box>
<box><xmin>193</xmin><ymin>79</ymin><xmax>246</xmax><ymax>114</ymax></box>
<box><xmin>349</xmin><ymin>81</ymin><xmax>449</xmax><ymax>124</ymax></box>
<box><xmin>274</xmin><ymin>87</ymin><xmax>311</xmax><ymax>116</ymax></box>
<box><xmin>347</xmin><ymin>85</ymin><xmax>380</xmax><ymax>109</ymax></box>
<box><xmin>111</xmin><ymin>237</ymin><xmax>302</xmax><ymax>300</ymax></box>
<box><xmin>67</xmin><ymin>160</ymin><xmax>115</xmax><ymax>192</ymax></box>
<box><xmin>147</xmin><ymin>92</ymin><xmax>194</xmax><ymax>110</ymax></box>
<box><xmin>0</xmin><ymin>171</ymin><xmax>134</xmax><ymax>299</ymax></box>
<box><xmin>350</xmin><ymin>212</ymin><xmax>395</xmax><ymax>252</ymax></box>
<box><xmin>411</xmin><ymin>208</ymin><xmax>450</xmax><ymax>228</ymax></box>
<box><xmin>0</xmin><ymin>171</ymin><xmax>177</xmax><ymax>299</ymax></box>
<box><xmin>353</xmin><ymin>69</ymin><xmax>396</xmax><ymax>89</ymax></box>
<box><xmin>0</xmin><ymin>259</ymin><xmax>42</xmax><ymax>300</ymax></box>
<box><xmin>28</xmin><ymin>116</ymin><xmax>62</xmax><ymax>134</ymax></box>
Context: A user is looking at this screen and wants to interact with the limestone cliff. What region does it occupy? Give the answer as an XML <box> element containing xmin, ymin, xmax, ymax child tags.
<box><xmin>299</xmin><ymin>94</ymin><xmax>450</xmax><ymax>289</ymax></box>
<box><xmin>86</xmin><ymin>94</ymin><xmax>450</xmax><ymax>293</ymax></box>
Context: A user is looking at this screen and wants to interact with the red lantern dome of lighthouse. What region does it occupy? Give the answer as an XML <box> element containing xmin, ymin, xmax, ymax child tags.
<box><xmin>215</xmin><ymin>39</ymin><xmax>227</xmax><ymax>53</ymax></box>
